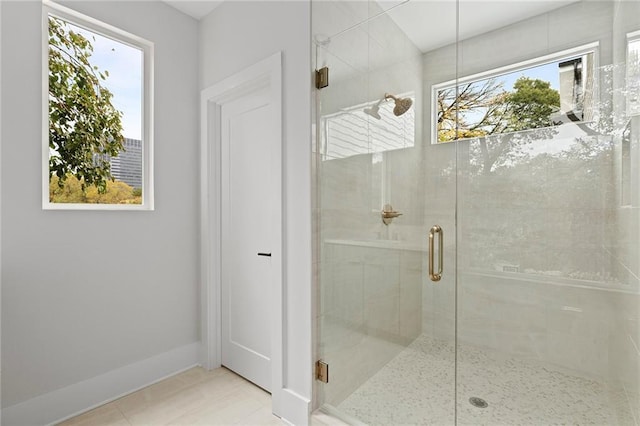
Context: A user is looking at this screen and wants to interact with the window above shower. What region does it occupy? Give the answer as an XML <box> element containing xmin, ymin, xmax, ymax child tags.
<box><xmin>432</xmin><ymin>44</ymin><xmax>597</xmax><ymax>144</ymax></box>
<box><xmin>628</xmin><ymin>31</ymin><xmax>640</xmax><ymax>116</ymax></box>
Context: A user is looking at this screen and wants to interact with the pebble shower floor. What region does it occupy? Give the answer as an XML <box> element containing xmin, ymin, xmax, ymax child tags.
<box><xmin>336</xmin><ymin>334</ymin><xmax>636</xmax><ymax>425</ymax></box>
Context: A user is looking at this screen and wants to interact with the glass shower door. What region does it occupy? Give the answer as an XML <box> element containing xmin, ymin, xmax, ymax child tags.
<box><xmin>313</xmin><ymin>0</ymin><xmax>640</xmax><ymax>424</ymax></box>
<box><xmin>312</xmin><ymin>1</ymin><xmax>458</xmax><ymax>424</ymax></box>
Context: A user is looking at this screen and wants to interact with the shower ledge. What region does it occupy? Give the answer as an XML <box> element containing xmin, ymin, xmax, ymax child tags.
<box><xmin>323</xmin><ymin>238</ymin><xmax>425</xmax><ymax>252</ymax></box>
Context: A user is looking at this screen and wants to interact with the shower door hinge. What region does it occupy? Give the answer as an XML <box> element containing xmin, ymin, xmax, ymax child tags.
<box><xmin>315</xmin><ymin>67</ymin><xmax>329</xmax><ymax>89</ymax></box>
<box><xmin>315</xmin><ymin>360</ymin><xmax>329</xmax><ymax>383</ymax></box>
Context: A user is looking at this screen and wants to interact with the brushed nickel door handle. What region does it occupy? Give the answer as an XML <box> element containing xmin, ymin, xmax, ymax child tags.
<box><xmin>429</xmin><ymin>225</ymin><xmax>443</xmax><ymax>282</ymax></box>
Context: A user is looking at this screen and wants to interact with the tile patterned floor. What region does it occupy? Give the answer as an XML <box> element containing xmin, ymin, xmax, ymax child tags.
<box><xmin>58</xmin><ymin>366</ymin><xmax>351</xmax><ymax>426</ymax></box>
<box><xmin>58</xmin><ymin>367</ymin><xmax>285</xmax><ymax>426</ymax></box>
<box><xmin>335</xmin><ymin>334</ymin><xmax>635</xmax><ymax>426</ymax></box>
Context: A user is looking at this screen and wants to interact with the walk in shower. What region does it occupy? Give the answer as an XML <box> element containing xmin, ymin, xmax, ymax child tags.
<box><xmin>313</xmin><ymin>1</ymin><xmax>640</xmax><ymax>424</ymax></box>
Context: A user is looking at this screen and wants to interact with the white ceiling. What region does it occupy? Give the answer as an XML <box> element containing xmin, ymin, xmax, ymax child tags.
<box><xmin>165</xmin><ymin>0</ymin><xmax>579</xmax><ymax>48</ymax></box>
<box><xmin>163</xmin><ymin>0</ymin><xmax>223</xmax><ymax>20</ymax></box>
<box><xmin>386</xmin><ymin>0</ymin><xmax>580</xmax><ymax>52</ymax></box>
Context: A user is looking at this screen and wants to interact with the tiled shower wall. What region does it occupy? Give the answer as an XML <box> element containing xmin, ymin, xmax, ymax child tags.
<box><xmin>612</xmin><ymin>0</ymin><xmax>640</xmax><ymax>418</ymax></box>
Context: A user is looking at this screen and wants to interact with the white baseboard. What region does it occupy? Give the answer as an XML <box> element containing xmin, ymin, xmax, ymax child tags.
<box><xmin>275</xmin><ymin>388</ymin><xmax>311</xmax><ymax>426</ymax></box>
<box><xmin>2</xmin><ymin>342</ymin><xmax>201</xmax><ymax>426</ymax></box>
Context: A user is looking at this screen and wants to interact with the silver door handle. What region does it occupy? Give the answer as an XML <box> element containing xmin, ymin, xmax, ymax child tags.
<box><xmin>429</xmin><ymin>225</ymin><xmax>443</xmax><ymax>282</ymax></box>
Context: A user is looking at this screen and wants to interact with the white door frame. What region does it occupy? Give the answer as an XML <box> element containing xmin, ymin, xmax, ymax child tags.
<box><xmin>200</xmin><ymin>52</ymin><xmax>283</xmax><ymax>401</ymax></box>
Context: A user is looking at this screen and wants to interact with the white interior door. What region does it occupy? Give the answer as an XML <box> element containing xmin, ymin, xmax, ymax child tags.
<box><xmin>220</xmin><ymin>86</ymin><xmax>275</xmax><ymax>392</ymax></box>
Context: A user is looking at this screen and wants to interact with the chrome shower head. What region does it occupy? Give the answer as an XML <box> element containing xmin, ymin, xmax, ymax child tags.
<box><xmin>385</xmin><ymin>93</ymin><xmax>413</xmax><ymax>116</ymax></box>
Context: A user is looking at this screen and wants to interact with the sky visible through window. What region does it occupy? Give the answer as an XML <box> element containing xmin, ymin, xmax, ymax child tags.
<box><xmin>68</xmin><ymin>21</ymin><xmax>143</xmax><ymax>140</ymax></box>
<box><xmin>498</xmin><ymin>62</ymin><xmax>560</xmax><ymax>92</ymax></box>
<box><xmin>436</xmin><ymin>57</ymin><xmax>577</xmax><ymax>143</ymax></box>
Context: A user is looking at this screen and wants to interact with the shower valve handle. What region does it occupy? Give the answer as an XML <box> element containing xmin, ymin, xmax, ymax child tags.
<box><xmin>381</xmin><ymin>204</ymin><xmax>402</xmax><ymax>225</ymax></box>
<box><xmin>381</xmin><ymin>211</ymin><xmax>402</xmax><ymax>219</ymax></box>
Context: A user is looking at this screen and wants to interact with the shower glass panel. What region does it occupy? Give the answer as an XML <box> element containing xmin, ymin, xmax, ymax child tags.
<box><xmin>313</xmin><ymin>0</ymin><xmax>640</xmax><ymax>424</ymax></box>
<box><xmin>455</xmin><ymin>1</ymin><xmax>639</xmax><ymax>424</ymax></box>
<box><xmin>313</xmin><ymin>1</ymin><xmax>458</xmax><ymax>423</ymax></box>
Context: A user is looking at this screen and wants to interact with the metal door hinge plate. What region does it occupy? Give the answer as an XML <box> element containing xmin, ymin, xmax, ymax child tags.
<box><xmin>316</xmin><ymin>360</ymin><xmax>329</xmax><ymax>383</ymax></box>
<box><xmin>315</xmin><ymin>67</ymin><xmax>329</xmax><ymax>89</ymax></box>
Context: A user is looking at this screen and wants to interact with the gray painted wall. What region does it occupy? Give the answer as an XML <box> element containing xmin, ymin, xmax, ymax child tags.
<box><xmin>200</xmin><ymin>1</ymin><xmax>313</xmax><ymax>416</ymax></box>
<box><xmin>1</xmin><ymin>0</ymin><xmax>200</xmax><ymax>408</ymax></box>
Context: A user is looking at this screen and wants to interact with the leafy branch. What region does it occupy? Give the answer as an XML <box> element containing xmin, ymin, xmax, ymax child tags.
<box><xmin>48</xmin><ymin>16</ymin><xmax>124</xmax><ymax>194</ymax></box>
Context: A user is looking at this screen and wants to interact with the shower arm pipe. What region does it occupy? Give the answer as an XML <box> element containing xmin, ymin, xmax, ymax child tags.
<box><xmin>370</xmin><ymin>93</ymin><xmax>401</xmax><ymax>106</ymax></box>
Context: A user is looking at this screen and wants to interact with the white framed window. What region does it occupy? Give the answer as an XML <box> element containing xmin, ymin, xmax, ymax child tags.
<box><xmin>627</xmin><ymin>30</ymin><xmax>640</xmax><ymax>116</ymax></box>
<box><xmin>432</xmin><ymin>43</ymin><xmax>599</xmax><ymax>144</ymax></box>
<box><xmin>42</xmin><ymin>1</ymin><xmax>154</xmax><ymax>210</ymax></box>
